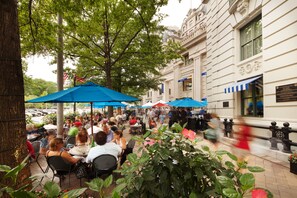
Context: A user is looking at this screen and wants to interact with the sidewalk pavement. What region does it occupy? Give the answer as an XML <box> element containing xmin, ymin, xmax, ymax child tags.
<box><xmin>211</xmin><ymin>138</ymin><xmax>297</xmax><ymax>198</ymax></box>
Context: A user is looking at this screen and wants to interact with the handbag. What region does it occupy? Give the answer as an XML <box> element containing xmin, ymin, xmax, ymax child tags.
<box><xmin>75</xmin><ymin>161</ymin><xmax>89</xmax><ymax>179</ymax></box>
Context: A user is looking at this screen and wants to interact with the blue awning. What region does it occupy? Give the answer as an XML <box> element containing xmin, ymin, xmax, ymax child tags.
<box><xmin>224</xmin><ymin>76</ymin><xmax>261</xmax><ymax>93</ymax></box>
<box><xmin>178</xmin><ymin>77</ymin><xmax>188</xmax><ymax>82</ymax></box>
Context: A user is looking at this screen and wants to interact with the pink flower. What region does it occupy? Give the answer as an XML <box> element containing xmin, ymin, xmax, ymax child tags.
<box><xmin>144</xmin><ymin>137</ymin><xmax>156</xmax><ymax>146</ymax></box>
<box><xmin>182</xmin><ymin>128</ymin><xmax>196</xmax><ymax>141</ymax></box>
<box><xmin>252</xmin><ymin>189</ymin><xmax>268</xmax><ymax>198</ymax></box>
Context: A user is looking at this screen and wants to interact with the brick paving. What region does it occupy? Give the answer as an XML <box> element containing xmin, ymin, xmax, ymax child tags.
<box><xmin>30</xmin><ymin>124</ymin><xmax>297</xmax><ymax>198</ymax></box>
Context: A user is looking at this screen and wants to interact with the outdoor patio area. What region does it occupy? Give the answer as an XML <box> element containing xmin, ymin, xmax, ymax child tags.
<box><xmin>28</xmin><ymin>122</ymin><xmax>297</xmax><ymax>197</ymax></box>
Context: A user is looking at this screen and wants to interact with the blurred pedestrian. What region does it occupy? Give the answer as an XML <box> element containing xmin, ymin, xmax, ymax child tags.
<box><xmin>232</xmin><ymin>116</ymin><xmax>252</xmax><ymax>162</ymax></box>
<box><xmin>204</xmin><ymin>113</ymin><xmax>221</xmax><ymax>149</ymax></box>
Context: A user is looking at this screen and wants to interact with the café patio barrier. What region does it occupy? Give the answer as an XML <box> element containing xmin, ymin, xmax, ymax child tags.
<box><xmin>223</xmin><ymin>118</ymin><xmax>297</xmax><ymax>153</ymax></box>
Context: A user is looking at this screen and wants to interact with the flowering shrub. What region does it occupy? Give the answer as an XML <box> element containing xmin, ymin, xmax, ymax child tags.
<box><xmin>288</xmin><ymin>152</ymin><xmax>297</xmax><ymax>163</ymax></box>
<box><xmin>114</xmin><ymin>124</ymin><xmax>273</xmax><ymax>197</ymax></box>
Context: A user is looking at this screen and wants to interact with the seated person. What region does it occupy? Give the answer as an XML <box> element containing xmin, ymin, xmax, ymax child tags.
<box><xmin>112</xmin><ymin>130</ymin><xmax>126</xmax><ymax>150</ymax></box>
<box><xmin>85</xmin><ymin>132</ymin><xmax>122</xmax><ymax>163</ymax></box>
<box><xmin>68</xmin><ymin>121</ymin><xmax>82</xmax><ymax>137</ymax></box>
<box><xmin>46</xmin><ymin>138</ymin><xmax>80</xmax><ymax>165</ymax></box>
<box><xmin>26</xmin><ymin>140</ymin><xmax>35</xmax><ymax>159</ymax></box>
<box><xmin>69</xmin><ymin>130</ymin><xmax>90</xmax><ymax>156</ymax></box>
<box><xmin>129</xmin><ymin>116</ymin><xmax>137</xmax><ymax>126</ymax></box>
<box><xmin>78</xmin><ymin>127</ymin><xmax>90</xmax><ymax>144</ymax></box>
<box><xmin>104</xmin><ymin>124</ymin><xmax>115</xmax><ymax>143</ymax></box>
<box><xmin>39</xmin><ymin>129</ymin><xmax>56</xmax><ymax>155</ymax></box>
<box><xmin>148</xmin><ymin>118</ymin><xmax>157</xmax><ymax>129</ymax></box>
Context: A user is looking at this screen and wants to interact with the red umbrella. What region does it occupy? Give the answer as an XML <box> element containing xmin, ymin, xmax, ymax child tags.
<box><xmin>153</xmin><ymin>102</ymin><xmax>168</xmax><ymax>108</ymax></box>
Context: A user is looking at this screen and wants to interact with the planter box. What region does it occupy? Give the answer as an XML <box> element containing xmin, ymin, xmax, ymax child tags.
<box><xmin>290</xmin><ymin>162</ymin><xmax>297</xmax><ymax>174</ymax></box>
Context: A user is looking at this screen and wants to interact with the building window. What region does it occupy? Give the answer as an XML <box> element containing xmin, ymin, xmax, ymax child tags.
<box><xmin>240</xmin><ymin>15</ymin><xmax>262</xmax><ymax>60</ymax></box>
<box><xmin>184</xmin><ymin>54</ymin><xmax>194</xmax><ymax>66</ymax></box>
<box><xmin>241</xmin><ymin>77</ymin><xmax>263</xmax><ymax>117</ymax></box>
<box><xmin>169</xmin><ymin>88</ymin><xmax>171</xmax><ymax>95</ymax></box>
<box><xmin>183</xmin><ymin>79</ymin><xmax>192</xmax><ymax>91</ymax></box>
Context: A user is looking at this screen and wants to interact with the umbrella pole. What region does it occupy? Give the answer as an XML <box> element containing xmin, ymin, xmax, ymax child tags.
<box><xmin>90</xmin><ymin>102</ymin><xmax>94</xmax><ymax>139</ymax></box>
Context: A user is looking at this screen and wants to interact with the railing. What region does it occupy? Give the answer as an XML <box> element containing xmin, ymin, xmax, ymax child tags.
<box><xmin>223</xmin><ymin>118</ymin><xmax>297</xmax><ymax>153</ymax></box>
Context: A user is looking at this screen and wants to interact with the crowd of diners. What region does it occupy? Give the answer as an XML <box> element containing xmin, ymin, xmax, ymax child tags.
<box><xmin>25</xmin><ymin>107</ymin><xmax>211</xmax><ymax>181</ymax></box>
<box><xmin>25</xmin><ymin>112</ymin><xmax>138</xmax><ymax>179</ymax></box>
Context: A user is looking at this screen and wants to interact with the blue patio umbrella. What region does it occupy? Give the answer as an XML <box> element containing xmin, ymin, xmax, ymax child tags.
<box><xmin>27</xmin><ymin>82</ymin><xmax>138</xmax><ymax>103</ymax></box>
<box><xmin>27</xmin><ymin>82</ymin><xmax>138</xmax><ymax>136</ymax></box>
<box><xmin>169</xmin><ymin>97</ymin><xmax>207</xmax><ymax>108</ymax></box>
<box><xmin>87</xmin><ymin>101</ymin><xmax>127</xmax><ymax>108</ymax></box>
<box><xmin>167</xmin><ymin>99</ymin><xmax>182</xmax><ymax>106</ymax></box>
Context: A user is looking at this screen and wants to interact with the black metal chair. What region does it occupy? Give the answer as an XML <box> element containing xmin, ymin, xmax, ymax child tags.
<box><xmin>47</xmin><ymin>156</ymin><xmax>73</xmax><ymax>187</ymax></box>
<box><xmin>92</xmin><ymin>154</ymin><xmax>117</xmax><ymax>177</ymax></box>
<box><xmin>31</xmin><ymin>141</ymin><xmax>46</xmax><ymax>172</ymax></box>
<box><xmin>65</xmin><ymin>136</ymin><xmax>76</xmax><ymax>148</ymax></box>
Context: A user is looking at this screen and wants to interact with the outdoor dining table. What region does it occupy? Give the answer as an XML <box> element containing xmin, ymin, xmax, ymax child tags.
<box><xmin>130</xmin><ymin>125</ymin><xmax>142</xmax><ymax>135</ymax></box>
<box><xmin>27</xmin><ymin>134</ymin><xmax>41</xmax><ymax>142</ymax></box>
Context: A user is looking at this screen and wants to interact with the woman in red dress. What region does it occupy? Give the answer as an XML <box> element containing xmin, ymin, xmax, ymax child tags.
<box><xmin>233</xmin><ymin>116</ymin><xmax>252</xmax><ymax>162</ymax></box>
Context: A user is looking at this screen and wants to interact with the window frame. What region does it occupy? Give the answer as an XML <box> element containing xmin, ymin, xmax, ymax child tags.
<box><xmin>240</xmin><ymin>77</ymin><xmax>263</xmax><ymax>117</ymax></box>
<box><xmin>240</xmin><ymin>15</ymin><xmax>262</xmax><ymax>61</ymax></box>
<box><xmin>183</xmin><ymin>79</ymin><xmax>192</xmax><ymax>91</ymax></box>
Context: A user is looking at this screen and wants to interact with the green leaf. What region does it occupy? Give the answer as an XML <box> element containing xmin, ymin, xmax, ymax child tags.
<box><xmin>112</xmin><ymin>183</ymin><xmax>126</xmax><ymax>193</ymax></box>
<box><xmin>227</xmin><ymin>152</ymin><xmax>238</xmax><ymax>161</ymax></box>
<box><xmin>247</xmin><ymin>166</ymin><xmax>265</xmax><ymax>172</ymax></box>
<box><xmin>4</xmin><ymin>160</ymin><xmax>27</xmax><ymax>182</ymax></box>
<box><xmin>158</xmin><ymin>125</ymin><xmax>167</xmax><ymax>132</ymax></box>
<box><xmin>237</xmin><ymin>161</ymin><xmax>247</xmax><ymax>169</ymax></box>
<box><xmin>239</xmin><ymin>173</ymin><xmax>255</xmax><ymax>187</ymax></box>
<box><xmin>201</xmin><ymin>145</ymin><xmax>210</xmax><ymax>152</ymax></box>
<box><xmin>86</xmin><ymin>178</ymin><xmax>104</xmax><ymax>192</ymax></box>
<box><xmin>111</xmin><ymin>191</ymin><xmax>121</xmax><ymax>198</ymax></box>
<box><xmin>43</xmin><ymin>181</ymin><xmax>61</xmax><ymax>198</ymax></box>
<box><xmin>127</xmin><ymin>153</ymin><xmax>138</xmax><ymax>164</ymax></box>
<box><xmin>134</xmin><ymin>177</ymin><xmax>144</xmax><ymax>191</ymax></box>
<box><xmin>143</xmin><ymin>131</ymin><xmax>151</xmax><ymax>139</ymax></box>
<box><xmin>61</xmin><ymin>188</ymin><xmax>87</xmax><ymax>198</ymax></box>
<box><xmin>12</xmin><ymin>190</ymin><xmax>37</xmax><ymax>198</ymax></box>
<box><xmin>217</xmin><ymin>176</ymin><xmax>234</xmax><ymax>188</ymax></box>
<box><xmin>0</xmin><ymin>165</ymin><xmax>11</xmax><ymax>172</ymax></box>
<box><xmin>115</xmin><ymin>178</ymin><xmax>126</xmax><ymax>185</ymax></box>
<box><xmin>103</xmin><ymin>175</ymin><xmax>113</xmax><ymax>188</ymax></box>
<box><xmin>189</xmin><ymin>192</ymin><xmax>198</xmax><ymax>198</ymax></box>
<box><xmin>159</xmin><ymin>148</ymin><xmax>170</xmax><ymax>160</ymax></box>
<box><xmin>225</xmin><ymin>161</ymin><xmax>235</xmax><ymax>169</ymax></box>
<box><xmin>222</xmin><ymin>188</ymin><xmax>241</xmax><ymax>198</ymax></box>
<box><xmin>216</xmin><ymin>150</ymin><xmax>229</xmax><ymax>156</ymax></box>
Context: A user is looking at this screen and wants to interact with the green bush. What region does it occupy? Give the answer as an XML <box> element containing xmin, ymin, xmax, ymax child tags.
<box><xmin>113</xmin><ymin>124</ymin><xmax>272</xmax><ymax>197</ymax></box>
<box><xmin>42</xmin><ymin>113</ymin><xmax>57</xmax><ymax>125</ymax></box>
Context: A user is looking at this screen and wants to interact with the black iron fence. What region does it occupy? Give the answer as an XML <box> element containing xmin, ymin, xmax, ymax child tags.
<box><xmin>222</xmin><ymin>118</ymin><xmax>297</xmax><ymax>153</ymax></box>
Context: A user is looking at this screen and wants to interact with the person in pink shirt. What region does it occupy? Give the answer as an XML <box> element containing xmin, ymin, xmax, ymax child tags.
<box><xmin>26</xmin><ymin>140</ymin><xmax>35</xmax><ymax>159</ymax></box>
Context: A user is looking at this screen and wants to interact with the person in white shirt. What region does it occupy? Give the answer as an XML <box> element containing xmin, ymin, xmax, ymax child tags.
<box><xmin>85</xmin><ymin>131</ymin><xmax>122</xmax><ymax>163</ymax></box>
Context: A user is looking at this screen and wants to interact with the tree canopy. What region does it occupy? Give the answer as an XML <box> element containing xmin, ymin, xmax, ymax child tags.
<box><xmin>19</xmin><ymin>0</ymin><xmax>181</xmax><ymax>97</ymax></box>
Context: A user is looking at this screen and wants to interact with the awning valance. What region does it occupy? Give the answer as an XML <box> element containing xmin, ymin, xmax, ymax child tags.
<box><xmin>178</xmin><ymin>77</ymin><xmax>192</xmax><ymax>82</ymax></box>
<box><xmin>178</xmin><ymin>77</ymin><xmax>188</xmax><ymax>82</ymax></box>
<box><xmin>224</xmin><ymin>76</ymin><xmax>261</xmax><ymax>93</ymax></box>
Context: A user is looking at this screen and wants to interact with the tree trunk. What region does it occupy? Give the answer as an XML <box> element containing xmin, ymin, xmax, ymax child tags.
<box><xmin>0</xmin><ymin>0</ymin><xmax>31</xmax><ymax>189</ymax></box>
<box><xmin>57</xmin><ymin>13</ymin><xmax>64</xmax><ymax>138</ymax></box>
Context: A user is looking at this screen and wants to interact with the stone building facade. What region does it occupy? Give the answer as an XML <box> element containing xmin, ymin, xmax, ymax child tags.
<box><xmin>142</xmin><ymin>0</ymin><xmax>297</xmax><ymax>129</ymax></box>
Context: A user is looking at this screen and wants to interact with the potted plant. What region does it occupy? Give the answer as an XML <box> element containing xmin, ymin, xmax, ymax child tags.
<box><xmin>113</xmin><ymin>124</ymin><xmax>272</xmax><ymax>197</ymax></box>
<box><xmin>288</xmin><ymin>152</ymin><xmax>297</xmax><ymax>174</ymax></box>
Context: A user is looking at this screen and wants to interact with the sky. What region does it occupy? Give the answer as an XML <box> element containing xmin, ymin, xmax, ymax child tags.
<box><xmin>26</xmin><ymin>0</ymin><xmax>201</xmax><ymax>83</ymax></box>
